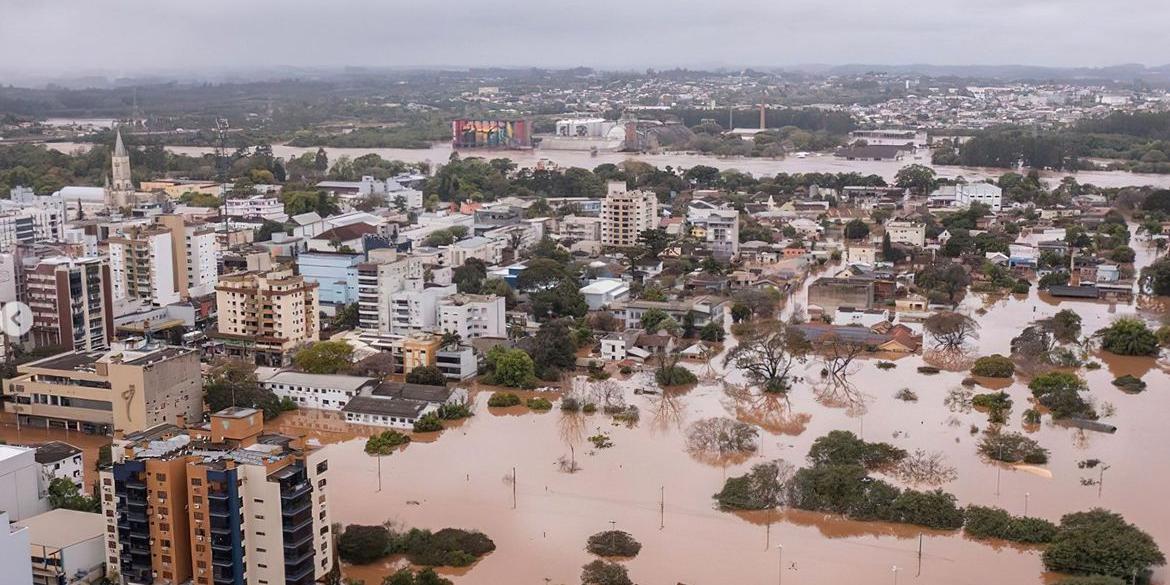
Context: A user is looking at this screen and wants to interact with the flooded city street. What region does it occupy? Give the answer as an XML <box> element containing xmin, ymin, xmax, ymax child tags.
<box><xmin>262</xmin><ymin>237</ymin><xmax>1170</xmax><ymax>585</ymax></box>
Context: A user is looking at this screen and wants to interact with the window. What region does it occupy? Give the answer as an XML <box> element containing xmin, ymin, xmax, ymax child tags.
<box><xmin>316</xmin><ymin>460</ymin><xmax>328</xmax><ymax>473</ymax></box>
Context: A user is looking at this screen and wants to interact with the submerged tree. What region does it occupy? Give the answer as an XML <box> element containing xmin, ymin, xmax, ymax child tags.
<box><xmin>723</xmin><ymin>321</ymin><xmax>810</xmax><ymax>393</ymax></box>
<box><xmin>685</xmin><ymin>417</ymin><xmax>759</xmax><ymax>457</ymax></box>
<box><xmin>924</xmin><ymin>312</ymin><xmax>980</xmax><ymax>350</ymax></box>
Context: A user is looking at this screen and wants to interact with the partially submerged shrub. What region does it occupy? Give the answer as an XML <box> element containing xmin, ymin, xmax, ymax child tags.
<box><xmin>585</xmin><ymin>530</ymin><xmax>642</xmax><ymax>557</ymax></box>
<box><xmin>487</xmin><ymin>392</ymin><xmax>522</xmax><ymax>407</ymax></box>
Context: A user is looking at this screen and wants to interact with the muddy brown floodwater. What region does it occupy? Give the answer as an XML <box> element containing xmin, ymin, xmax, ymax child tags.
<box><xmin>264</xmin><ymin>240</ymin><xmax>1170</xmax><ymax>585</ymax></box>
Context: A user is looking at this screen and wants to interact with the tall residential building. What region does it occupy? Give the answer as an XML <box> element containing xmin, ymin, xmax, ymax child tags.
<box><xmin>356</xmin><ymin>249</ymin><xmax>425</xmax><ymax>331</ymax></box>
<box><xmin>23</xmin><ymin>256</ymin><xmax>114</xmax><ymax>351</ymax></box>
<box><xmin>2</xmin><ymin>340</ymin><xmax>202</xmax><ymax>434</ymax></box>
<box><xmin>388</xmin><ymin>284</ymin><xmax>456</xmax><ymax>335</ymax></box>
<box><xmin>108</xmin><ymin>225</ymin><xmax>181</xmax><ymax>307</ymax></box>
<box><xmin>157</xmin><ymin>214</ymin><xmax>218</xmax><ymax>298</ymax></box>
<box><xmin>215</xmin><ymin>266</ymin><xmax>320</xmax><ymax>366</ymax></box>
<box><xmin>437</xmin><ymin>294</ymin><xmax>506</xmax><ymax>339</ymax></box>
<box><xmin>100</xmin><ymin>408</ymin><xmax>333</xmax><ymax>585</ymax></box>
<box><xmin>4</xmin><ymin>186</ymin><xmax>67</xmax><ymax>241</ymax></box>
<box><xmin>108</xmin><ymin>129</ymin><xmax>134</xmax><ymax>209</ymax></box>
<box><xmin>601</xmin><ymin>181</ymin><xmax>658</xmax><ymax>248</ymax></box>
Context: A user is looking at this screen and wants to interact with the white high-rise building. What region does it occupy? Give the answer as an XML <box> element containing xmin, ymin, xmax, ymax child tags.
<box><xmin>108</xmin><ymin>225</ymin><xmax>180</xmax><ymax>306</ymax></box>
<box><xmin>601</xmin><ymin>181</ymin><xmax>658</xmax><ymax>248</ymax></box>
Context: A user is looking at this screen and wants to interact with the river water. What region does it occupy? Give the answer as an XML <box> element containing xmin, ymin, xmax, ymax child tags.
<box><xmin>45</xmin><ymin>141</ymin><xmax>1170</xmax><ymax>189</ymax></box>
<box><xmin>262</xmin><ymin>233</ymin><xmax>1170</xmax><ymax>585</ymax></box>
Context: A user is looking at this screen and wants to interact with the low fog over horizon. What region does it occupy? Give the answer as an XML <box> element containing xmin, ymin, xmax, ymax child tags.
<box><xmin>2</xmin><ymin>0</ymin><xmax>1169</xmax><ymax>81</ymax></box>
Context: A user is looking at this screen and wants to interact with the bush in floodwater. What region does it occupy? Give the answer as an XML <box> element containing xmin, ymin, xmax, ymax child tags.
<box><xmin>895</xmin><ymin>388</ymin><xmax>918</xmax><ymax>401</ymax></box>
<box><xmin>338</xmin><ymin>524</ymin><xmax>392</xmax><ymax>564</ymax></box>
<box><xmin>807</xmin><ymin>430</ymin><xmax>907</xmax><ymax>470</ymax></box>
<box><xmin>487</xmin><ymin>392</ymin><xmax>522</xmax><ymax>407</ymax></box>
<box><xmin>964</xmin><ymin>505</ymin><xmax>1058</xmax><ymax>544</ymax></box>
<box><xmin>412</xmin><ymin>413</ymin><xmax>443</xmax><ymax>433</ymax></box>
<box><xmin>917</xmin><ymin>366</ymin><xmax>941</xmax><ymax>374</ymax></box>
<box><xmin>581</xmin><ymin>560</ymin><xmax>634</xmax><ymax>585</ymax></box>
<box><xmin>1112</xmin><ymin>375</ymin><xmax>1147</xmax><ymax>393</ymax></box>
<box><xmin>972</xmin><ymin>392</ymin><xmax>1012</xmax><ymax>424</ymax></box>
<box><xmin>971</xmin><ymin>354</ymin><xmax>1015</xmax><ymax>378</ymax></box>
<box><xmin>978</xmin><ymin>431</ymin><xmax>1049</xmax><ymax>464</ymax></box>
<box><xmin>589</xmin><ymin>433</ymin><xmax>613</xmax><ymax>449</ymax></box>
<box><xmin>618</xmin><ymin>365</ymin><xmax>633</xmax><ymax>375</ymax></box>
<box><xmin>1029</xmin><ymin>372</ymin><xmax>1095</xmax><ymax>420</ymax></box>
<box><xmin>655</xmin><ymin>365</ymin><xmax>697</xmax><ymax>386</ymax></box>
<box><xmin>1043</xmin><ymin>509</ymin><xmax>1166</xmax><ymax>580</ymax></box>
<box><xmin>890</xmin><ymin>489</ymin><xmax>966</xmax><ymax>530</ymax></box>
<box><xmin>436</xmin><ymin>401</ymin><xmax>473</xmax><ymax>420</ymax></box>
<box><xmin>714</xmin><ymin>460</ymin><xmax>793</xmax><ymax>511</ymax></box>
<box><xmin>365</xmin><ymin>430</ymin><xmax>410</xmax><ymax>455</ymax></box>
<box><xmin>561</xmin><ymin>397</ymin><xmax>582</xmax><ymax>412</ymax></box>
<box><xmin>526</xmin><ymin>397</ymin><xmax>553</xmax><ymax>410</ymax></box>
<box><xmin>389</xmin><ymin>527</ymin><xmax>496</xmax><ymax>568</ymax></box>
<box><xmin>1055</xmin><ymin>577</ymin><xmax>1127</xmax><ymax>585</ymax></box>
<box><xmin>877</xmin><ymin>361</ymin><xmax>897</xmax><ymax>370</ymax></box>
<box><xmin>585</xmin><ymin>530</ymin><xmax>642</xmax><ymax>558</ymax></box>
<box><xmin>1023</xmin><ymin>409</ymin><xmax>1042</xmax><ymax>425</ymax></box>
<box><xmin>383</xmin><ymin>567</ymin><xmax>453</xmax><ymax>585</ymax></box>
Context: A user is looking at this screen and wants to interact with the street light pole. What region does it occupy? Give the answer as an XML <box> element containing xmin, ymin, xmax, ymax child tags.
<box><xmin>777</xmin><ymin>544</ymin><xmax>783</xmax><ymax>585</ymax></box>
<box><xmin>892</xmin><ymin>565</ymin><xmax>900</xmax><ymax>585</ymax></box>
<box><xmin>1025</xmin><ymin>492</ymin><xmax>1030</xmax><ymax>517</ymax></box>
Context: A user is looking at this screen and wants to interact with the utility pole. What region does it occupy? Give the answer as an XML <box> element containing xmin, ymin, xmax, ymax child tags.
<box><xmin>512</xmin><ymin>466</ymin><xmax>517</xmax><ymax>509</ymax></box>
<box><xmin>377</xmin><ymin>455</ymin><xmax>382</xmax><ymax>492</ymax></box>
<box><xmin>659</xmin><ymin>486</ymin><xmax>664</xmax><ymax>530</ymax></box>
<box><xmin>1024</xmin><ymin>492</ymin><xmax>1030</xmax><ymax>517</ymax></box>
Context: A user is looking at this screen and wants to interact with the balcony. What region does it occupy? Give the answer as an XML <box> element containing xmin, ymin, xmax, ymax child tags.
<box><xmin>280</xmin><ymin>482</ymin><xmax>311</xmax><ymax>501</ymax></box>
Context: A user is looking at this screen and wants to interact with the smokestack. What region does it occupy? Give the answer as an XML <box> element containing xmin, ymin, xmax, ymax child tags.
<box><xmin>759</xmin><ymin>103</ymin><xmax>766</xmax><ymax>130</ymax></box>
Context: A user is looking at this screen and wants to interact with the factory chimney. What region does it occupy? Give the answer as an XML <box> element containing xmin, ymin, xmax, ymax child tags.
<box><xmin>759</xmin><ymin>103</ymin><xmax>766</xmax><ymax>130</ymax></box>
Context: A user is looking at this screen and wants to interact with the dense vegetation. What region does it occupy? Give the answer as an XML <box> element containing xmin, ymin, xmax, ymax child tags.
<box><xmin>935</xmin><ymin>112</ymin><xmax>1170</xmax><ymax>173</ymax></box>
<box><xmin>337</xmin><ymin>524</ymin><xmax>495</xmax><ymax>568</ymax></box>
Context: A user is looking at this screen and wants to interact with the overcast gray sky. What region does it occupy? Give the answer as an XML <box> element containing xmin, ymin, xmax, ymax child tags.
<box><xmin>2</xmin><ymin>0</ymin><xmax>1167</xmax><ymax>76</ymax></box>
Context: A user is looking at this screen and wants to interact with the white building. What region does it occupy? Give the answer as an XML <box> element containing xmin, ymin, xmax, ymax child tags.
<box><xmin>0</xmin><ymin>511</ymin><xmax>32</xmax><ymax>585</ymax></box>
<box><xmin>18</xmin><ymin>508</ymin><xmax>105</xmax><ymax>585</ymax></box>
<box><xmin>389</xmin><ymin>284</ymin><xmax>456</xmax><ymax>335</ymax></box>
<box><xmin>580</xmin><ymin>279</ymin><xmax>630</xmax><ymax>310</ymax></box>
<box><xmin>0</xmin><ymin>445</ymin><xmax>49</xmax><ymax>522</ymax></box>
<box><xmin>356</xmin><ymin>250</ymin><xmax>427</xmax><ymax>332</ymax></box>
<box><xmin>259</xmin><ymin>371</ymin><xmax>378</xmax><ymax>411</ymax></box>
<box><xmin>108</xmin><ymin>225</ymin><xmax>180</xmax><ymax>306</ymax></box>
<box><xmin>33</xmin><ymin>442</ymin><xmax>83</xmax><ymax>494</ymax></box>
<box><xmin>558</xmin><ymin>215</ymin><xmax>603</xmax><ymax>242</ymax></box>
<box><xmin>601</xmin><ymin>181</ymin><xmax>658</xmax><ymax>248</ymax></box>
<box><xmin>928</xmin><ymin>183</ymin><xmax>1003</xmax><ymax>212</ymax></box>
<box><xmin>691</xmin><ymin>208</ymin><xmax>740</xmax><ymax>258</ymax></box>
<box><xmin>4</xmin><ymin>187</ymin><xmax>67</xmax><ymax>239</ymax></box>
<box><xmin>446</xmin><ymin>236</ymin><xmax>504</xmax><ymax>267</ymax></box>
<box><xmin>884</xmin><ymin>221</ymin><xmax>926</xmax><ymax>247</ymax></box>
<box><xmin>225</xmin><ymin>194</ymin><xmax>289</xmax><ymax>222</ymax></box>
<box><xmin>437</xmin><ymin>294</ymin><xmax>506</xmax><ymax>339</ymax></box>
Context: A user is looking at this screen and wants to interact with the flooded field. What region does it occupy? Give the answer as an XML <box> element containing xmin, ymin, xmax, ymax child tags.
<box><xmin>264</xmin><ymin>244</ymin><xmax>1170</xmax><ymax>585</ymax></box>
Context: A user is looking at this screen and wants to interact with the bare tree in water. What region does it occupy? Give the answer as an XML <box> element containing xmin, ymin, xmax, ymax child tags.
<box><xmin>820</xmin><ymin>335</ymin><xmax>868</xmax><ymax>380</ymax></box>
<box><xmin>723</xmin><ymin>321</ymin><xmax>810</xmax><ymax>393</ymax></box>
<box><xmin>924</xmin><ymin>312</ymin><xmax>980</xmax><ymax>350</ymax></box>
